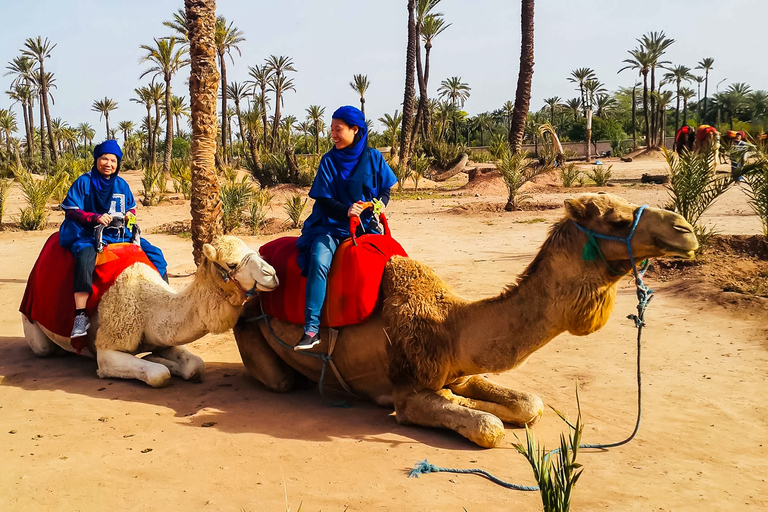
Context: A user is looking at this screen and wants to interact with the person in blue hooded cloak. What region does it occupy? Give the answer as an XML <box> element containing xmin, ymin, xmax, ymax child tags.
<box><xmin>293</xmin><ymin>106</ymin><xmax>397</xmax><ymax>350</ymax></box>
<box><xmin>59</xmin><ymin>139</ymin><xmax>168</xmax><ymax>338</ymax></box>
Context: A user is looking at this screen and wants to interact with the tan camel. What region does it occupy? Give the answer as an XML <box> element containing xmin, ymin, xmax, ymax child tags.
<box><xmin>23</xmin><ymin>236</ymin><xmax>278</xmax><ymax>387</ymax></box>
<box><xmin>692</xmin><ymin>124</ymin><xmax>721</xmax><ymax>159</ymax></box>
<box><xmin>234</xmin><ymin>193</ymin><xmax>698</xmax><ymax>447</ymax></box>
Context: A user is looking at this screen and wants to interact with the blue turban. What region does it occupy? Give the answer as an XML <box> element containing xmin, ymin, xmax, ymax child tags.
<box><xmin>90</xmin><ymin>139</ymin><xmax>124</xmax><ymax>212</ymax></box>
<box><xmin>328</xmin><ymin>105</ymin><xmax>368</xmax><ymax>180</ymax></box>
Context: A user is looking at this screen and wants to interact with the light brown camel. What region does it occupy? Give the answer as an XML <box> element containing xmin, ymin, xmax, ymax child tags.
<box><xmin>233</xmin><ymin>193</ymin><xmax>698</xmax><ymax>447</ymax></box>
<box><xmin>692</xmin><ymin>124</ymin><xmax>721</xmax><ymax>161</ymax></box>
<box><xmin>23</xmin><ymin>236</ymin><xmax>278</xmax><ymax>387</ymax></box>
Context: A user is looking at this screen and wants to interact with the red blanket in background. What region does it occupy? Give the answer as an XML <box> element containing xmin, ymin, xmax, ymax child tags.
<box><xmin>259</xmin><ymin>233</ymin><xmax>407</xmax><ymax>328</ymax></box>
<box><xmin>19</xmin><ymin>232</ymin><xmax>158</xmax><ymax>351</ymax></box>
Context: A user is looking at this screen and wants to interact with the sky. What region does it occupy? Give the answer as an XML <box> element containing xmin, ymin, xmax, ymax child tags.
<box><xmin>1</xmin><ymin>0</ymin><xmax>767</xmax><ymax>142</ymax></box>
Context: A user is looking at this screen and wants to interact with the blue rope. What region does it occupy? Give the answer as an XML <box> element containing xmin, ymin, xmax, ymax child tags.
<box><xmin>244</xmin><ymin>299</ymin><xmax>352</xmax><ymax>408</ymax></box>
<box><xmin>409</xmin><ymin>205</ymin><xmax>654</xmax><ymax>490</ymax></box>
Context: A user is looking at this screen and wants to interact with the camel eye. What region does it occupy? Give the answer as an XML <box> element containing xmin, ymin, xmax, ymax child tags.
<box><xmin>227</xmin><ymin>263</ymin><xmax>237</xmax><ymax>270</ymax></box>
<box><xmin>610</xmin><ymin>219</ymin><xmax>632</xmax><ymax>229</ymax></box>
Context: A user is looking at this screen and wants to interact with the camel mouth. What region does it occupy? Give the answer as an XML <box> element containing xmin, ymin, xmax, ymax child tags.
<box><xmin>654</xmin><ymin>236</ymin><xmax>698</xmax><ymax>259</ymax></box>
<box><xmin>256</xmin><ymin>278</ymin><xmax>279</xmax><ymax>292</ymax></box>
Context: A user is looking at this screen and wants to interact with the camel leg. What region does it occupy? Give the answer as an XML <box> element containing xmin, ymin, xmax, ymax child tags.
<box><xmin>393</xmin><ymin>387</ymin><xmax>506</xmax><ymax>448</ymax></box>
<box><xmin>447</xmin><ymin>375</ymin><xmax>544</xmax><ymax>426</ymax></box>
<box><xmin>96</xmin><ymin>349</ymin><xmax>171</xmax><ymax>388</ymax></box>
<box><xmin>143</xmin><ymin>346</ymin><xmax>205</xmax><ymax>382</ymax></box>
<box><xmin>22</xmin><ymin>316</ymin><xmax>65</xmax><ymax>357</ymax></box>
<box><xmin>233</xmin><ymin>319</ymin><xmax>296</xmax><ymax>393</ymax></box>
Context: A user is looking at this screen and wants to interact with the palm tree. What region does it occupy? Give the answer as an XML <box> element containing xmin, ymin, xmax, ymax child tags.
<box><xmin>185</xmin><ymin>0</ymin><xmax>222</xmax><ymax>264</ymax></box>
<box><xmin>693</xmin><ymin>75</ymin><xmax>705</xmax><ymax>121</ymax></box>
<box><xmin>399</xmin><ymin>0</ymin><xmax>418</xmax><ymax>167</ymax></box>
<box><xmin>246</xmin><ymin>64</ymin><xmax>273</xmax><ymax>149</ymax></box>
<box><xmin>5</xmin><ymin>84</ymin><xmax>34</xmax><ymax>161</ymax></box>
<box><xmin>22</xmin><ymin>36</ymin><xmax>57</xmax><ymax>165</ymax></box>
<box><xmin>679</xmin><ymin>87</ymin><xmax>695</xmax><ymax>126</ymax></box>
<box><xmin>411</xmin><ymin>0</ymin><xmax>442</xmax><ymax>148</ymax></box>
<box><xmin>508</xmin><ymin>0</ymin><xmax>535</xmax><ymax>153</ymax></box>
<box><xmin>720</xmin><ymin>83</ymin><xmax>752</xmax><ymax>130</ymax></box>
<box><xmin>215</xmin><ymin>17</ymin><xmax>245</xmax><ymax>164</ymax></box>
<box><xmin>419</xmin><ymin>12</ymin><xmax>450</xmax><ymax>140</ymax></box>
<box><xmin>568</xmin><ymin>67</ymin><xmax>596</xmax><ymax>117</ymax></box>
<box><xmin>76</xmin><ymin>122</ymin><xmax>95</xmax><ymax>154</ymax></box>
<box><xmin>473</xmin><ymin>112</ymin><xmax>493</xmax><ymax>146</ymax></box>
<box><xmin>748</xmin><ymin>90</ymin><xmax>768</xmax><ymax>124</ymax></box>
<box><xmin>117</xmin><ymin>120</ymin><xmax>134</xmax><ymax>145</ymax></box>
<box><xmin>619</xmin><ymin>47</ymin><xmax>652</xmax><ymax>147</ymax></box>
<box><xmin>265</xmin><ymin>55</ymin><xmax>296</xmax><ymax>151</ymax></box>
<box><xmin>5</xmin><ymin>56</ymin><xmax>37</xmax><ymax>160</ymax></box>
<box><xmin>696</xmin><ymin>58</ymin><xmax>715</xmax><ymax>124</ymax></box>
<box><xmin>0</xmin><ymin>109</ymin><xmax>17</xmax><ymax>155</ymax></box>
<box><xmin>226</xmin><ymin>82</ymin><xmax>249</xmax><ymax>155</ymax></box>
<box><xmin>170</xmin><ymin>95</ymin><xmax>190</xmax><ymax>136</ymax></box>
<box><xmin>542</xmin><ymin>96</ymin><xmax>560</xmax><ymax>126</ymax></box>
<box><xmin>91</xmin><ymin>97</ymin><xmax>118</xmax><ymax>140</ymax></box>
<box><xmin>663</xmin><ymin>64</ymin><xmax>693</xmax><ymax>140</ymax></box>
<box><xmin>163</xmin><ymin>8</ymin><xmax>188</xmax><ymax>41</ymax></box>
<box><xmin>565</xmin><ymin>97</ymin><xmax>581</xmax><ymax>123</ymax></box>
<box><xmin>595</xmin><ymin>93</ymin><xmax>617</xmax><ymax>119</ymax></box>
<box><xmin>349</xmin><ymin>74</ymin><xmax>370</xmax><ymax>116</ymax></box>
<box><xmin>437</xmin><ymin>76</ymin><xmax>471</xmax><ymax>143</ymax></box>
<box><xmin>140</xmin><ymin>36</ymin><xmax>189</xmax><ymax>176</ymax></box>
<box><xmin>305</xmin><ymin>104</ymin><xmax>325</xmax><ymax>154</ymax></box>
<box><xmin>639</xmin><ymin>31</ymin><xmax>674</xmax><ymax>146</ymax></box>
<box><xmin>280</xmin><ymin>114</ymin><xmax>297</xmax><ymax>147</ymax></box>
<box><xmin>379</xmin><ymin>110</ymin><xmax>402</xmax><ymax>153</ymax></box>
<box><xmin>132</xmin><ymin>85</ymin><xmax>155</xmax><ymax>165</ymax></box>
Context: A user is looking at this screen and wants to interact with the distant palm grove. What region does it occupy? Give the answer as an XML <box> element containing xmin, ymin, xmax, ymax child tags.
<box><xmin>1</xmin><ymin>5</ymin><xmax>766</xmax><ymax>188</ymax></box>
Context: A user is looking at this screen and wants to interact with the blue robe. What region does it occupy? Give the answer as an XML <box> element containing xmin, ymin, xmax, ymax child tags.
<box><xmin>59</xmin><ymin>172</ymin><xmax>167</xmax><ymax>277</ymax></box>
<box><xmin>296</xmin><ymin>147</ymin><xmax>397</xmax><ymax>272</ymax></box>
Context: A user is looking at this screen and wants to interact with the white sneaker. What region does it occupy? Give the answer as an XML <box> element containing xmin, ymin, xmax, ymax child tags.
<box><xmin>71</xmin><ymin>313</ymin><xmax>90</xmax><ymax>338</ymax></box>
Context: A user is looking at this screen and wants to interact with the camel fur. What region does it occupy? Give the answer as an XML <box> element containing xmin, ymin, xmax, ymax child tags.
<box><xmin>234</xmin><ymin>193</ymin><xmax>698</xmax><ymax>447</ymax></box>
<box><xmin>23</xmin><ymin>235</ymin><xmax>278</xmax><ymax>387</ymax></box>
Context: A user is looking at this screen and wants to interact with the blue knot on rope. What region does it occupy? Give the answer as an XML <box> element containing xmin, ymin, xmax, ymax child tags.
<box><xmin>408</xmin><ymin>459</ymin><xmax>538</xmax><ymax>491</ymax></box>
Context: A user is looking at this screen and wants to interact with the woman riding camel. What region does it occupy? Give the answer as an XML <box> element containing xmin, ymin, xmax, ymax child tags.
<box><xmin>59</xmin><ymin>139</ymin><xmax>168</xmax><ymax>339</ymax></box>
<box><xmin>294</xmin><ymin>106</ymin><xmax>397</xmax><ymax>351</ymax></box>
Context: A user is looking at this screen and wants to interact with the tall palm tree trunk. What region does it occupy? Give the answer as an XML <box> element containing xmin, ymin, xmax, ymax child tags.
<box><xmin>27</xmin><ymin>101</ymin><xmax>35</xmax><ymax>160</ymax></box>
<box><xmin>673</xmin><ymin>84</ymin><xmax>681</xmax><ymax>147</ymax></box>
<box><xmin>631</xmin><ymin>84</ymin><xmax>637</xmax><ymax>149</ymax></box>
<box><xmin>398</xmin><ymin>0</ymin><xmax>417</xmax><ymax>168</ymax></box>
<box><xmin>703</xmin><ymin>71</ymin><xmax>709</xmax><ymax>124</ymax></box>
<box><xmin>509</xmin><ymin>0</ymin><xmax>535</xmax><ymax>154</ymax></box>
<box><xmin>271</xmin><ymin>91</ymin><xmax>282</xmax><ymax>152</ymax></box>
<box><xmin>105</xmin><ymin>115</ymin><xmax>111</xmax><ymax>140</ymax></box>
<box><xmin>153</xmin><ymin>99</ymin><xmax>161</xmax><ymax>168</ymax></box>
<box><xmin>38</xmin><ymin>94</ymin><xmax>48</xmax><ymax>164</ymax></box>
<box><xmin>219</xmin><ymin>53</ymin><xmax>228</xmax><ymax>164</ymax></box>
<box><xmin>649</xmin><ymin>66</ymin><xmax>657</xmax><ymax>147</ymax></box>
<box><xmin>186</xmin><ymin>0</ymin><xmax>222</xmax><ymax>265</ymax></box>
<box><xmin>410</xmin><ymin>32</ymin><xmax>427</xmax><ymax>151</ymax></box>
<box><xmin>642</xmin><ymin>73</ymin><xmax>650</xmax><ymax>147</ymax></box>
<box><xmin>163</xmin><ymin>75</ymin><xmax>174</xmax><ymax>176</ymax></box>
<box><xmin>422</xmin><ymin>44</ymin><xmax>434</xmax><ymax>139</ymax></box>
<box><xmin>235</xmin><ymin>102</ymin><xmax>246</xmax><ymax>151</ymax></box>
<box><xmin>39</xmin><ymin>64</ymin><xmax>57</xmax><ymax>164</ymax></box>
<box><xmin>20</xmin><ymin>100</ymin><xmax>31</xmax><ymax>161</ymax></box>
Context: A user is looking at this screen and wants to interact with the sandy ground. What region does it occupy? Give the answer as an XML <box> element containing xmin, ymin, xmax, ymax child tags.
<box><xmin>1</xmin><ymin>157</ymin><xmax>767</xmax><ymax>511</ymax></box>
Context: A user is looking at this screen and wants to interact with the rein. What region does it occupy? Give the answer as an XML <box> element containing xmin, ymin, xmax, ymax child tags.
<box><xmin>409</xmin><ymin>205</ymin><xmax>655</xmax><ymax>490</ymax></box>
<box><xmin>212</xmin><ymin>252</ymin><xmax>260</xmax><ymax>302</ymax></box>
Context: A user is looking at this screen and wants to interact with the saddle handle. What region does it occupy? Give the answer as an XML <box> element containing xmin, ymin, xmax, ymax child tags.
<box><xmin>349</xmin><ymin>202</ymin><xmax>390</xmax><ymax>247</ymax></box>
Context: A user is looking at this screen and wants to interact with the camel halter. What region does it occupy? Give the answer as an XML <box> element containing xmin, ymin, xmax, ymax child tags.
<box><xmin>212</xmin><ymin>251</ymin><xmax>261</xmax><ymax>301</ymax></box>
<box><xmin>410</xmin><ymin>205</ymin><xmax>655</xmax><ymax>491</ymax></box>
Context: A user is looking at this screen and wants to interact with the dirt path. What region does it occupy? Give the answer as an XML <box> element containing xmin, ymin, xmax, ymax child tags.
<box><xmin>1</xmin><ymin>162</ymin><xmax>767</xmax><ymax>511</ymax></box>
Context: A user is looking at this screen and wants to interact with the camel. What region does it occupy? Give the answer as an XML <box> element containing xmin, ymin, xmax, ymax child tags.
<box><xmin>693</xmin><ymin>124</ymin><xmax>721</xmax><ymax>161</ymax></box>
<box><xmin>234</xmin><ymin>193</ymin><xmax>698</xmax><ymax>447</ymax></box>
<box><xmin>22</xmin><ymin>236</ymin><xmax>278</xmax><ymax>387</ymax></box>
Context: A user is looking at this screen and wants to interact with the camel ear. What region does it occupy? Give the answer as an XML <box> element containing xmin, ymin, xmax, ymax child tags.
<box><xmin>202</xmin><ymin>243</ymin><xmax>217</xmax><ymax>261</ymax></box>
<box><xmin>564</xmin><ymin>197</ymin><xmax>602</xmax><ymax>222</ymax></box>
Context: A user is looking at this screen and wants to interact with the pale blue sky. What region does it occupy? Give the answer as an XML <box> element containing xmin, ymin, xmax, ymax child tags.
<box><xmin>1</xmin><ymin>0</ymin><xmax>766</xmax><ymax>142</ymax></box>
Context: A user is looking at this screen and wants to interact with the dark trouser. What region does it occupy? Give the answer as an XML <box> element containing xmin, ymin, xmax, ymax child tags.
<box><xmin>73</xmin><ymin>246</ymin><xmax>97</xmax><ymax>294</ymax></box>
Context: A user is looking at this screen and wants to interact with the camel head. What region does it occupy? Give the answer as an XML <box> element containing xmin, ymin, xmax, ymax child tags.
<box><xmin>564</xmin><ymin>192</ymin><xmax>698</xmax><ymax>263</ymax></box>
<box><xmin>202</xmin><ymin>236</ymin><xmax>279</xmax><ymax>302</ymax></box>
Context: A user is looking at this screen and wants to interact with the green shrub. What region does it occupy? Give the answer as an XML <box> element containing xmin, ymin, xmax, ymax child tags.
<box><xmin>420</xmin><ymin>140</ymin><xmax>466</xmax><ymax>170</ymax></box>
<box><xmin>0</xmin><ymin>178</ymin><xmax>13</xmax><ymax>224</ymax></box>
<box><xmin>248</xmin><ymin>188</ymin><xmax>274</xmax><ymax>234</ymax></box>
<box><xmin>560</xmin><ymin>164</ymin><xmax>581</xmax><ymax>188</ymax></box>
<box><xmin>169</xmin><ymin>158</ymin><xmax>191</xmax><ymax>199</ymax></box>
<box><xmin>141</xmin><ymin>165</ymin><xmax>164</xmax><ymax>206</ymax></box>
<box><xmin>411</xmin><ymin>154</ymin><xmax>431</xmax><ymax>190</ymax></box>
<box><xmin>585</xmin><ymin>165</ymin><xmax>612</xmax><ymax>186</ymax></box>
<box><xmin>497</xmin><ymin>150</ymin><xmax>543</xmax><ymax>210</ymax></box>
<box><xmin>391</xmin><ymin>163</ymin><xmax>413</xmax><ymax>194</ymax></box>
<box><xmin>488</xmin><ymin>134</ymin><xmax>509</xmax><ymax>159</ymax></box>
<box><xmin>470</xmin><ymin>151</ymin><xmax>493</xmax><ymax>164</ymax></box>
<box><xmin>12</xmin><ymin>164</ymin><xmax>61</xmax><ymax>230</ymax></box>
<box><xmin>284</xmin><ymin>193</ymin><xmax>307</xmax><ymax>228</ymax></box>
<box><xmin>741</xmin><ymin>153</ymin><xmax>768</xmax><ymax>237</ymax></box>
<box><xmin>221</xmin><ymin>175</ymin><xmax>253</xmax><ymax>233</ymax></box>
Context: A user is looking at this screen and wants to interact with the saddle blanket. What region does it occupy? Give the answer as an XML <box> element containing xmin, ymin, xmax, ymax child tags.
<box><xmin>19</xmin><ymin>232</ymin><xmax>159</xmax><ymax>347</ymax></box>
<box><xmin>259</xmin><ymin>234</ymin><xmax>407</xmax><ymax>327</ymax></box>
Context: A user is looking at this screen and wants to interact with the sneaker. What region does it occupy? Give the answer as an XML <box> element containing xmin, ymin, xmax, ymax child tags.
<box><xmin>294</xmin><ymin>332</ymin><xmax>321</xmax><ymax>351</ymax></box>
<box><xmin>71</xmin><ymin>313</ymin><xmax>90</xmax><ymax>338</ymax></box>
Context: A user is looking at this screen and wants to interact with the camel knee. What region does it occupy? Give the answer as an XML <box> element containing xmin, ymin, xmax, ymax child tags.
<box><xmin>22</xmin><ymin>316</ymin><xmax>61</xmax><ymax>357</ymax></box>
<box><xmin>97</xmin><ymin>350</ymin><xmax>172</xmax><ymax>388</ymax></box>
<box><xmin>150</xmin><ymin>346</ymin><xmax>206</xmax><ymax>382</ymax></box>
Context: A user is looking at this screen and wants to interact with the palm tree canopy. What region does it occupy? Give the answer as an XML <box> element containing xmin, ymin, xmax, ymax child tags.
<box><xmin>163</xmin><ymin>8</ymin><xmax>189</xmax><ymax>41</ymax></box>
<box><xmin>437</xmin><ymin>76</ymin><xmax>471</xmax><ymax>108</ymax></box>
<box><xmin>215</xmin><ymin>17</ymin><xmax>246</xmax><ymax>61</ymax></box>
<box><xmin>350</xmin><ymin>74</ymin><xmax>370</xmax><ymax>97</ymax></box>
<box><xmin>139</xmin><ymin>37</ymin><xmax>189</xmax><ymax>81</ymax></box>
<box><xmin>91</xmin><ymin>97</ymin><xmax>117</xmax><ymax>118</ymax></box>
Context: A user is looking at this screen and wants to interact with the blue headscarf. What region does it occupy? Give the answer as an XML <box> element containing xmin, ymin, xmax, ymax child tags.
<box><xmin>328</xmin><ymin>106</ymin><xmax>368</xmax><ymax>180</ymax></box>
<box><xmin>90</xmin><ymin>140</ymin><xmax>124</xmax><ymax>213</ymax></box>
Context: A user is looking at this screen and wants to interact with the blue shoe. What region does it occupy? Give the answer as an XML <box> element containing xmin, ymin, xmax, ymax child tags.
<box><xmin>71</xmin><ymin>313</ymin><xmax>90</xmax><ymax>338</ymax></box>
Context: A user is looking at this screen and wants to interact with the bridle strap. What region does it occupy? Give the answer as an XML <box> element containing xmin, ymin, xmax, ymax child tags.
<box><xmin>212</xmin><ymin>251</ymin><xmax>259</xmax><ymax>302</ymax></box>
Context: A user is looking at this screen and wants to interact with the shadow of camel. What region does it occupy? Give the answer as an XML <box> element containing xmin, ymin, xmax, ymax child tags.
<box><xmin>0</xmin><ymin>335</ymin><xmax>512</xmax><ymax>452</ymax></box>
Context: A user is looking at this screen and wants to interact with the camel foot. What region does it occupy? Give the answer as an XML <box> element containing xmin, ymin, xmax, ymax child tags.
<box><xmin>97</xmin><ymin>349</ymin><xmax>172</xmax><ymax>387</ymax></box>
<box><xmin>143</xmin><ymin>346</ymin><xmax>206</xmax><ymax>382</ymax></box>
<box><xmin>22</xmin><ymin>316</ymin><xmax>65</xmax><ymax>357</ymax></box>
<box><xmin>446</xmin><ymin>376</ymin><xmax>545</xmax><ymax>426</ymax></box>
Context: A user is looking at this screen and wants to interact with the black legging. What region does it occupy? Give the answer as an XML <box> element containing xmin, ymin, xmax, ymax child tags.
<box><xmin>73</xmin><ymin>246</ymin><xmax>97</xmax><ymax>294</ymax></box>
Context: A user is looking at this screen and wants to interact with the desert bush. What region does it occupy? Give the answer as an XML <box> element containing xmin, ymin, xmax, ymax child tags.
<box><xmin>585</xmin><ymin>165</ymin><xmax>612</xmax><ymax>186</ymax></box>
<box><xmin>221</xmin><ymin>175</ymin><xmax>253</xmax><ymax>233</ymax></box>
<box><xmin>514</xmin><ymin>390</ymin><xmax>585</xmax><ymax>512</ymax></box>
<box><xmin>663</xmin><ymin>148</ymin><xmax>731</xmax><ymax>233</ymax></box>
<box><xmin>741</xmin><ymin>153</ymin><xmax>768</xmax><ymax>237</ymax></box>
<box><xmin>284</xmin><ymin>193</ymin><xmax>307</xmax><ymax>228</ymax></box>
<box><xmin>296</xmin><ymin>154</ymin><xmax>320</xmax><ymax>187</ymax></box>
<box><xmin>140</xmin><ymin>165</ymin><xmax>164</xmax><ymax>206</ymax></box>
<box><xmin>247</xmin><ymin>188</ymin><xmax>274</xmax><ymax>234</ymax></box>
<box><xmin>560</xmin><ymin>164</ymin><xmax>581</xmax><ymax>188</ymax></box>
<box><xmin>470</xmin><ymin>151</ymin><xmax>493</xmax><ymax>164</ymax></box>
<box><xmin>488</xmin><ymin>134</ymin><xmax>509</xmax><ymax>159</ymax></box>
<box><xmin>497</xmin><ymin>150</ymin><xmax>543</xmax><ymax>210</ymax></box>
<box><xmin>421</xmin><ymin>140</ymin><xmax>467</xmax><ymax>170</ymax></box>
<box><xmin>11</xmin><ymin>164</ymin><xmax>62</xmax><ymax>230</ymax></box>
<box><xmin>391</xmin><ymin>163</ymin><xmax>413</xmax><ymax>194</ymax></box>
<box><xmin>0</xmin><ymin>178</ymin><xmax>13</xmax><ymax>224</ymax></box>
<box><xmin>170</xmin><ymin>158</ymin><xmax>191</xmax><ymax>199</ymax></box>
<box><xmin>261</xmin><ymin>151</ymin><xmax>291</xmax><ymax>184</ymax></box>
<box><xmin>411</xmin><ymin>154</ymin><xmax>431</xmax><ymax>190</ymax></box>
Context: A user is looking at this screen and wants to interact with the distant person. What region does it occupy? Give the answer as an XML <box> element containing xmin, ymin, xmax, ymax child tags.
<box><xmin>293</xmin><ymin>106</ymin><xmax>397</xmax><ymax>351</ymax></box>
<box><xmin>59</xmin><ymin>140</ymin><xmax>168</xmax><ymax>338</ymax></box>
<box><xmin>730</xmin><ymin>132</ymin><xmax>747</xmax><ymax>181</ymax></box>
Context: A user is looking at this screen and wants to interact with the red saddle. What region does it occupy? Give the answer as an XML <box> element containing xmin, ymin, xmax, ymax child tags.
<box><xmin>19</xmin><ymin>232</ymin><xmax>159</xmax><ymax>349</ymax></box>
<box><xmin>696</xmin><ymin>125</ymin><xmax>717</xmax><ymax>141</ymax></box>
<box><xmin>259</xmin><ymin>213</ymin><xmax>407</xmax><ymax>328</ymax></box>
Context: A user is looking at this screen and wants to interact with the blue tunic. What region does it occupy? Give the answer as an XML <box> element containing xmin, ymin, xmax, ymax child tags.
<box><xmin>59</xmin><ymin>172</ymin><xmax>167</xmax><ymax>276</ymax></box>
<box><xmin>296</xmin><ymin>147</ymin><xmax>397</xmax><ymax>272</ymax></box>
